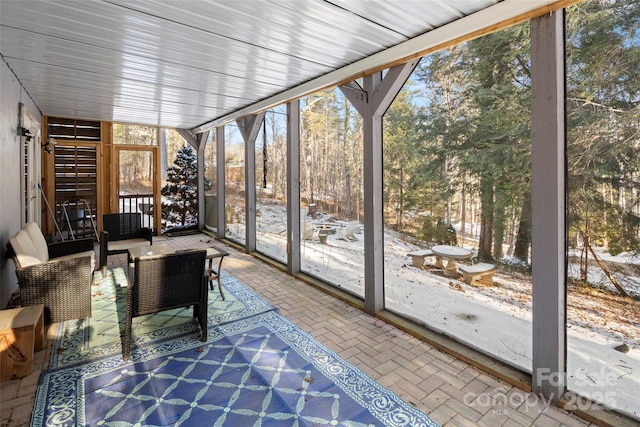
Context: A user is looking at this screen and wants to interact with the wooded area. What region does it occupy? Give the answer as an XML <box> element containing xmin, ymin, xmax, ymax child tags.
<box><xmin>244</xmin><ymin>0</ymin><xmax>638</xmax><ymax>282</ymax></box>
<box><xmin>195</xmin><ymin>0</ymin><xmax>640</xmax><ymax>297</ymax></box>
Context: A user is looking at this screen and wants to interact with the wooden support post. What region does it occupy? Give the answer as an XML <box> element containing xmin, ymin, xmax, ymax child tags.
<box><xmin>216</xmin><ymin>127</ymin><xmax>226</xmax><ymax>239</ymax></box>
<box><xmin>238</xmin><ymin>113</ymin><xmax>265</xmax><ymax>253</ymax></box>
<box><xmin>340</xmin><ymin>60</ymin><xmax>419</xmax><ymax>314</ymax></box>
<box><xmin>531</xmin><ymin>10</ymin><xmax>567</xmax><ymax>402</ymax></box>
<box><xmin>287</xmin><ymin>100</ymin><xmax>301</xmax><ymax>274</ymax></box>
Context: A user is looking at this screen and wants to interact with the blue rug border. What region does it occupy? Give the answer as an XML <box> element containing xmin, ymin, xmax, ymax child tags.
<box><xmin>237</xmin><ymin>311</ymin><xmax>438</xmax><ymax>427</ymax></box>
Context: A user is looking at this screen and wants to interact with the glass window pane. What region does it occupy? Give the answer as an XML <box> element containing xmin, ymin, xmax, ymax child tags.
<box><xmin>204</xmin><ymin>130</ymin><xmax>218</xmax><ymax>233</ymax></box>
<box><xmin>300</xmin><ymin>89</ymin><xmax>364</xmax><ymax>298</ymax></box>
<box><xmin>256</xmin><ymin>106</ymin><xmax>288</xmax><ymax>263</ymax></box>
<box><xmin>225</xmin><ymin>124</ymin><xmax>246</xmax><ymax>245</ymax></box>
<box><xmin>161</xmin><ymin>130</ymin><xmax>199</xmax><ymax>233</ymax></box>
<box><xmin>384</xmin><ymin>24</ymin><xmax>534</xmax><ymax>374</ymax></box>
<box><xmin>113</xmin><ymin>123</ymin><xmax>157</xmax><ymax>145</ymax></box>
<box><xmin>566</xmin><ymin>0</ymin><xmax>639</xmax><ymax>418</ymax></box>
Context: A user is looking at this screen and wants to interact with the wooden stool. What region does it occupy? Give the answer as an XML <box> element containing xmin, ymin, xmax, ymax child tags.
<box><xmin>0</xmin><ymin>304</ymin><xmax>44</xmax><ymax>381</ymax></box>
<box><xmin>206</xmin><ymin>246</ymin><xmax>229</xmax><ymax>300</ymax></box>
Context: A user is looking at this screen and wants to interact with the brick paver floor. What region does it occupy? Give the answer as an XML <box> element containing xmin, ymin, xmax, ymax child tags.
<box><xmin>0</xmin><ymin>234</ymin><xmax>599</xmax><ymax>426</ymax></box>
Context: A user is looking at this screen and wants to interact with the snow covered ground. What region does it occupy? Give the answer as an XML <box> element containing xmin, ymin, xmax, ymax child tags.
<box><xmin>225</xmin><ymin>198</ymin><xmax>640</xmax><ymax>420</ymax></box>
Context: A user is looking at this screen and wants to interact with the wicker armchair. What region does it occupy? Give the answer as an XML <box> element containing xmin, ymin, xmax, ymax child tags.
<box><xmin>124</xmin><ymin>249</ymin><xmax>208</xmax><ymax>360</ymax></box>
<box><xmin>7</xmin><ymin>222</ymin><xmax>94</xmax><ymax>324</ymax></box>
<box><xmin>99</xmin><ymin>213</ymin><xmax>152</xmax><ymax>275</ymax></box>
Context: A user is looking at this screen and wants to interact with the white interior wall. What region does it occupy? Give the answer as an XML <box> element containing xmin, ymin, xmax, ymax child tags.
<box><xmin>0</xmin><ymin>58</ymin><xmax>41</xmax><ymax>308</ymax></box>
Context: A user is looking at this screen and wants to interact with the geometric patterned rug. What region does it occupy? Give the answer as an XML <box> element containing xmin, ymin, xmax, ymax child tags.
<box><xmin>49</xmin><ymin>268</ymin><xmax>275</xmax><ymax>369</ymax></box>
<box><xmin>33</xmin><ymin>270</ymin><xmax>439</xmax><ymax>426</ymax></box>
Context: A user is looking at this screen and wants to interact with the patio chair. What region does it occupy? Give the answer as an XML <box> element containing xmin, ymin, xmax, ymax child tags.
<box><xmin>124</xmin><ymin>249</ymin><xmax>208</xmax><ymax>360</ymax></box>
<box><xmin>7</xmin><ymin>222</ymin><xmax>94</xmax><ymax>324</ymax></box>
<box><xmin>337</xmin><ymin>221</ymin><xmax>360</xmax><ymax>242</ymax></box>
<box><xmin>100</xmin><ymin>213</ymin><xmax>152</xmax><ymax>275</ymax></box>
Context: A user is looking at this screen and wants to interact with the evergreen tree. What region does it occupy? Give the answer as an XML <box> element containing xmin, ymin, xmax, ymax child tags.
<box><xmin>384</xmin><ymin>88</ymin><xmax>428</xmax><ymax>232</ymax></box>
<box><xmin>566</xmin><ymin>0</ymin><xmax>640</xmax><ymax>275</ymax></box>
<box><xmin>161</xmin><ymin>144</ymin><xmax>210</xmax><ymax>228</ymax></box>
<box><xmin>414</xmin><ymin>24</ymin><xmax>532</xmax><ymax>261</ymax></box>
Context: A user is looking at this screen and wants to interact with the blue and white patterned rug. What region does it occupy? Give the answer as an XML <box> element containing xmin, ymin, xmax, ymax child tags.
<box><xmin>34</xmin><ymin>270</ymin><xmax>439</xmax><ymax>426</ymax></box>
<box><xmin>50</xmin><ymin>268</ymin><xmax>275</xmax><ymax>368</ymax></box>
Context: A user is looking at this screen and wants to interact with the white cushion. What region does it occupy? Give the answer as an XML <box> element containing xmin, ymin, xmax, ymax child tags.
<box><xmin>25</xmin><ymin>222</ymin><xmax>49</xmax><ymax>262</ymax></box>
<box><xmin>10</xmin><ymin>230</ymin><xmax>42</xmax><ymax>268</ymax></box>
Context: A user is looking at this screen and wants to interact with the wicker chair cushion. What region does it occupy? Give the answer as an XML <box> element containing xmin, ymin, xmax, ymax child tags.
<box><xmin>25</xmin><ymin>222</ymin><xmax>50</xmax><ymax>262</ymax></box>
<box><xmin>9</xmin><ymin>230</ymin><xmax>42</xmax><ymax>268</ymax></box>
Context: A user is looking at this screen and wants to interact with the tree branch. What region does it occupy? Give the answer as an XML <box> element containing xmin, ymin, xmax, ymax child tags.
<box><xmin>567</xmin><ymin>97</ymin><xmax>627</xmax><ymax>113</ymax></box>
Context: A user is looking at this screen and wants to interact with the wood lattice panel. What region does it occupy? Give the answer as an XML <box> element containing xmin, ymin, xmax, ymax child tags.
<box><xmin>54</xmin><ymin>145</ymin><xmax>98</xmax><ymax>239</ymax></box>
<box><xmin>48</xmin><ymin>117</ymin><xmax>101</xmax><ymax>141</ymax></box>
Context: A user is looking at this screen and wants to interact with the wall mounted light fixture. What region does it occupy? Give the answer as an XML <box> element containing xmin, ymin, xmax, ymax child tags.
<box><xmin>42</xmin><ymin>137</ymin><xmax>57</xmax><ymax>154</ymax></box>
<box><xmin>20</xmin><ymin>126</ymin><xmax>33</xmax><ymax>141</ymax></box>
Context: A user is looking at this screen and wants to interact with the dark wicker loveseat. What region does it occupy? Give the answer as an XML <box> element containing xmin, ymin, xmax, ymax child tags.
<box><xmin>7</xmin><ymin>222</ymin><xmax>94</xmax><ymax>324</ymax></box>
<box><xmin>124</xmin><ymin>249</ymin><xmax>208</xmax><ymax>360</ymax></box>
<box><xmin>100</xmin><ymin>213</ymin><xmax>152</xmax><ymax>275</ymax></box>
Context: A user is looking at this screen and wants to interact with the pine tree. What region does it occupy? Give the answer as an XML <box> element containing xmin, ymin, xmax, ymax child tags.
<box><xmin>161</xmin><ymin>144</ymin><xmax>210</xmax><ymax>229</ymax></box>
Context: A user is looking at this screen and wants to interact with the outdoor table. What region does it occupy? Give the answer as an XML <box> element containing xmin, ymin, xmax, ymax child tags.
<box><xmin>431</xmin><ymin>245</ymin><xmax>473</xmax><ymax>277</ymax></box>
<box><xmin>127</xmin><ymin>243</ymin><xmax>174</xmax><ymax>263</ymax></box>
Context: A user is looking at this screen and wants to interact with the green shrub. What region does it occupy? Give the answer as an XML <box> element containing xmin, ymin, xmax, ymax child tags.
<box><xmin>417</xmin><ymin>217</ymin><xmax>457</xmax><ymax>245</ymax></box>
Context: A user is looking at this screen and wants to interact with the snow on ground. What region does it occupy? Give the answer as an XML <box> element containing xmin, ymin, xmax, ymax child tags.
<box><xmin>225</xmin><ymin>198</ymin><xmax>640</xmax><ymax>420</ymax></box>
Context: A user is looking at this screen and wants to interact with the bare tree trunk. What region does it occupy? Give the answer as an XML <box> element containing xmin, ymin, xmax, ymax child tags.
<box><xmin>586</xmin><ymin>241</ymin><xmax>628</xmax><ymax>297</ymax></box>
<box><xmin>513</xmin><ymin>189</ymin><xmax>531</xmax><ymax>261</ymax></box>
<box><xmin>460</xmin><ymin>178</ymin><xmax>467</xmax><ymax>238</ymax></box>
<box><xmin>343</xmin><ymin>102</ymin><xmax>352</xmax><ymax>219</ymax></box>
<box><xmin>478</xmin><ymin>174</ymin><xmax>494</xmax><ymax>261</ymax></box>
<box><xmin>493</xmin><ymin>186</ymin><xmax>505</xmax><ymax>259</ymax></box>
<box><xmin>580</xmin><ymin>241</ymin><xmax>588</xmax><ymax>282</ymax></box>
<box><xmin>397</xmin><ymin>165</ymin><xmax>404</xmax><ymax>231</ymax></box>
<box><xmin>445</xmin><ymin>155</ymin><xmax>452</xmax><ymax>224</ymax></box>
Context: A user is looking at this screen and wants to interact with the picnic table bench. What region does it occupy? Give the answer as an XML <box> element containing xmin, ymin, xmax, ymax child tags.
<box><xmin>459</xmin><ymin>263</ymin><xmax>497</xmax><ymax>286</ymax></box>
<box><xmin>407</xmin><ymin>249</ymin><xmax>440</xmax><ymax>268</ymax></box>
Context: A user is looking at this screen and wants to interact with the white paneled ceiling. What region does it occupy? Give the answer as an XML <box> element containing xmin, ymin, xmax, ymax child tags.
<box><xmin>0</xmin><ymin>0</ymin><xmax>571</xmax><ymax>131</ymax></box>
